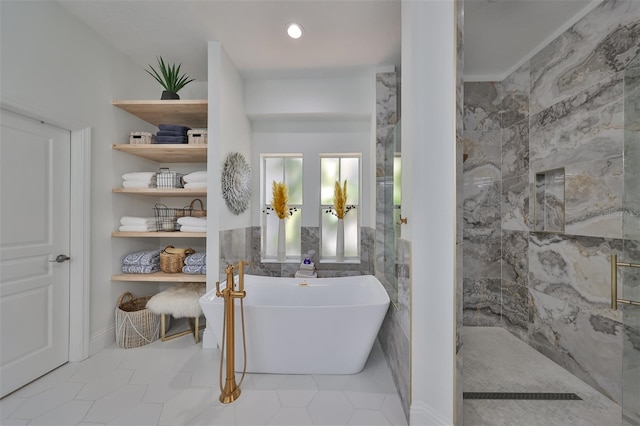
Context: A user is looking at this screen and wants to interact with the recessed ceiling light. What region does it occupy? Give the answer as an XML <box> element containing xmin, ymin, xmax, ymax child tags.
<box><xmin>287</xmin><ymin>23</ymin><xmax>303</xmax><ymax>39</ymax></box>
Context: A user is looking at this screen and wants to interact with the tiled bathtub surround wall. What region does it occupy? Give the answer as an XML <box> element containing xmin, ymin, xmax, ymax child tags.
<box><xmin>374</xmin><ymin>71</ymin><xmax>411</xmax><ymax>421</ymax></box>
<box><xmin>462</xmin><ymin>0</ymin><xmax>640</xmax><ymax>405</ymax></box>
<box><xmin>455</xmin><ymin>0</ymin><xmax>464</xmax><ymax>424</ymax></box>
<box><xmin>219</xmin><ymin>226</ymin><xmax>375</xmax><ymax>280</ymax></box>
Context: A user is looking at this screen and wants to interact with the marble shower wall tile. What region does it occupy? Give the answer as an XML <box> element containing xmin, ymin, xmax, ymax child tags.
<box><xmin>464</xmin><ymin>82</ymin><xmax>502</xmax><ymax>131</ymax></box>
<box><xmin>501</xmin><ymin>61</ymin><xmax>530</xmax><ymax>129</ymax></box>
<box><xmin>463</xmin><ymin>278</ymin><xmax>501</xmax><ymax>327</ymax></box>
<box><xmin>502</xmin><ymin>174</ymin><xmax>529</xmax><ymax>231</ymax></box>
<box><xmin>565</xmin><ymin>157</ymin><xmax>623</xmax><ymax>239</ymax></box>
<box><xmin>463</xmin><ymin>228</ymin><xmax>502</xmax><ymax>279</ymax></box>
<box><xmin>501</xmin><ymin>230</ymin><xmax>529</xmax><ymax>341</ymax></box>
<box><xmin>462</xmin><ymin>130</ymin><xmax>501</xmax><ymax>175</ymax></box>
<box><xmin>625</xmin><ymin>62</ymin><xmax>640</xmax><ymax>242</ymax></box>
<box><xmin>501</xmin><ymin>120</ymin><xmax>529</xmax><ymax>180</ymax></box>
<box><xmin>376</xmin><ymin>72</ymin><xmax>398</xmax><ymax>127</ymax></box>
<box><xmin>378</xmin><ymin>306</ymin><xmax>410</xmax><ymax>421</ymax></box>
<box><xmin>529</xmin><ymin>232</ymin><xmax>623</xmax><ymax>323</ymax></box>
<box><xmin>529</xmin><ymin>288</ymin><xmax>623</xmax><ymax>403</ymax></box>
<box><xmin>397</xmin><ymin>239</ymin><xmax>411</xmax><ymax>340</ymax></box>
<box><xmin>530</xmin><ymin>0</ymin><xmax>640</xmax><ymax>114</ymax></box>
<box><xmin>529</xmin><ymin>73</ymin><xmax>624</xmax><ymax>172</ymax></box>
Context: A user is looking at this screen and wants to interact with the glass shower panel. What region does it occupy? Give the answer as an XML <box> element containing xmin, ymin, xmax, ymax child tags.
<box><xmin>622</xmin><ymin>52</ymin><xmax>640</xmax><ymax>426</ymax></box>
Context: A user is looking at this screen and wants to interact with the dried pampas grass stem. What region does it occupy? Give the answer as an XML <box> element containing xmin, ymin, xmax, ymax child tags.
<box><xmin>333</xmin><ymin>179</ymin><xmax>348</xmax><ymax>219</ymax></box>
<box><xmin>271</xmin><ymin>181</ymin><xmax>289</xmax><ymax>219</ymax></box>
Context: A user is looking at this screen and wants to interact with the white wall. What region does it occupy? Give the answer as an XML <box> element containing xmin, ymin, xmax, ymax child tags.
<box><xmin>403</xmin><ymin>0</ymin><xmax>457</xmax><ymax>424</ymax></box>
<box><xmin>0</xmin><ymin>0</ymin><xmax>184</xmax><ymax>354</ymax></box>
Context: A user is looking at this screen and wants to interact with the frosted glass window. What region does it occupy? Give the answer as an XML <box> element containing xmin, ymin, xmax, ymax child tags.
<box><xmin>262</xmin><ymin>155</ymin><xmax>303</xmax><ymax>261</ymax></box>
<box><xmin>319</xmin><ymin>155</ymin><xmax>360</xmax><ymax>261</ymax></box>
<box><xmin>394</xmin><ymin>156</ymin><xmax>402</xmax><ymax>206</ymax></box>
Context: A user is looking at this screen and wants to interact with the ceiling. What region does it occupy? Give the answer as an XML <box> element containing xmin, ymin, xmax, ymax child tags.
<box><xmin>58</xmin><ymin>0</ymin><xmax>598</xmax><ymax>82</ymax></box>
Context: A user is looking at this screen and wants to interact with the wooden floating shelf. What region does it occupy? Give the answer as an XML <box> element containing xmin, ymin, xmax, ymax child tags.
<box><xmin>112</xmin><ymin>231</ymin><xmax>206</xmax><ymax>238</ymax></box>
<box><xmin>112</xmin><ymin>187</ymin><xmax>207</xmax><ymax>197</ymax></box>
<box><xmin>111</xmin><ymin>272</ymin><xmax>206</xmax><ymax>282</ymax></box>
<box><xmin>112</xmin><ymin>144</ymin><xmax>207</xmax><ymax>163</ymax></box>
<box><xmin>113</xmin><ymin>99</ymin><xmax>207</xmax><ymax>128</ymax></box>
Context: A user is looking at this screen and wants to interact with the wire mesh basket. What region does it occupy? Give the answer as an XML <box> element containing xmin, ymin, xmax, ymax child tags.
<box><xmin>154</xmin><ymin>203</ymin><xmax>193</xmax><ymax>231</ymax></box>
<box><xmin>156</xmin><ymin>168</ymin><xmax>184</xmax><ymax>189</ymax></box>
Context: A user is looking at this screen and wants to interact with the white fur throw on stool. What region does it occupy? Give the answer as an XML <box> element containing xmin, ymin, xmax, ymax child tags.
<box><xmin>147</xmin><ymin>282</ymin><xmax>206</xmax><ymax>318</ymax></box>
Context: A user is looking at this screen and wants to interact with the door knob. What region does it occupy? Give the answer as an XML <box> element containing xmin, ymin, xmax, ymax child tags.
<box><xmin>50</xmin><ymin>254</ymin><xmax>70</xmax><ymax>263</ymax></box>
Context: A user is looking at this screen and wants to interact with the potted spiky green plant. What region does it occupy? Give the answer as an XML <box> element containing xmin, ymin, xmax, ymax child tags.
<box><xmin>145</xmin><ymin>56</ymin><xmax>195</xmax><ymax>100</ymax></box>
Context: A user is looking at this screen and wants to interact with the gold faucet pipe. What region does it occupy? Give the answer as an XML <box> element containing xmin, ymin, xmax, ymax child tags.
<box><xmin>218</xmin><ymin>261</ymin><xmax>248</xmax><ymax>404</ymax></box>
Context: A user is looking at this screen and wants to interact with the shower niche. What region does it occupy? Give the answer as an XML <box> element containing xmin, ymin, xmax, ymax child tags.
<box><xmin>534</xmin><ymin>168</ymin><xmax>565</xmax><ymax>233</ymax></box>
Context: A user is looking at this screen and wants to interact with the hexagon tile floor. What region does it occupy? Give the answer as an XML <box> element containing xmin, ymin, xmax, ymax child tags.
<box><xmin>0</xmin><ymin>337</ymin><xmax>407</xmax><ymax>426</ymax></box>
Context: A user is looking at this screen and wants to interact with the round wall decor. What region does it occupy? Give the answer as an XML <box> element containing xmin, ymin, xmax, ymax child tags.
<box><xmin>221</xmin><ymin>152</ymin><xmax>252</xmax><ymax>215</ymax></box>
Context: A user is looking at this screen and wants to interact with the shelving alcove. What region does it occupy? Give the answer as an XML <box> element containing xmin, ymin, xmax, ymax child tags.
<box><xmin>112</xmin><ymin>99</ymin><xmax>208</xmax><ymax>283</ymax></box>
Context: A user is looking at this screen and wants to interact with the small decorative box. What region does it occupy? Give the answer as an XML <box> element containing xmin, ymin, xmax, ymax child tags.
<box><xmin>187</xmin><ymin>129</ymin><xmax>207</xmax><ymax>145</ymax></box>
<box><xmin>129</xmin><ymin>131</ymin><xmax>153</xmax><ymax>144</ymax></box>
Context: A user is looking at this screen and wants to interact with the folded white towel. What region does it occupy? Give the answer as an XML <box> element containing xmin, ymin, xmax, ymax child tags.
<box><xmin>184</xmin><ymin>182</ymin><xmax>207</xmax><ymax>189</ymax></box>
<box><xmin>119</xmin><ymin>224</ymin><xmax>158</xmax><ymax>232</ymax></box>
<box><xmin>177</xmin><ymin>216</ymin><xmax>207</xmax><ymax>227</ymax></box>
<box><xmin>183</xmin><ymin>171</ymin><xmax>207</xmax><ymax>183</ymax></box>
<box><xmin>123</xmin><ymin>181</ymin><xmax>155</xmax><ymax>188</ymax></box>
<box><xmin>120</xmin><ymin>216</ymin><xmax>156</xmax><ymax>226</ymax></box>
<box><xmin>122</xmin><ymin>172</ymin><xmax>157</xmax><ymax>181</ymax></box>
<box><xmin>179</xmin><ymin>225</ymin><xmax>207</xmax><ymax>233</ymax></box>
<box><xmin>295</xmin><ymin>271</ymin><xmax>317</xmax><ymax>279</ymax></box>
<box><xmin>300</xmin><ymin>262</ymin><xmax>315</xmax><ymax>271</ymax></box>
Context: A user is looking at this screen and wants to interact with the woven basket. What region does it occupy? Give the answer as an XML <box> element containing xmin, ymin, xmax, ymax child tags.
<box><xmin>160</xmin><ymin>245</ymin><xmax>195</xmax><ymax>273</ymax></box>
<box><xmin>115</xmin><ymin>292</ymin><xmax>160</xmax><ymax>348</ymax></box>
<box><xmin>189</xmin><ymin>199</ymin><xmax>206</xmax><ymax>218</ymax></box>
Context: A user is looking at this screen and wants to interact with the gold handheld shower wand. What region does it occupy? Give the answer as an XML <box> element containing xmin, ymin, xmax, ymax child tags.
<box><xmin>216</xmin><ymin>260</ymin><xmax>249</xmax><ymax>404</ymax></box>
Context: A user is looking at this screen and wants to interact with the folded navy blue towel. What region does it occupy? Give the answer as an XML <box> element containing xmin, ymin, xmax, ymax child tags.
<box><xmin>155</xmin><ymin>136</ymin><xmax>187</xmax><ymax>144</ymax></box>
<box><xmin>157</xmin><ymin>130</ymin><xmax>186</xmax><ymax>137</ymax></box>
<box><xmin>185</xmin><ymin>252</ymin><xmax>206</xmax><ymax>266</ymax></box>
<box><xmin>121</xmin><ymin>250</ymin><xmax>161</xmax><ymax>266</ymax></box>
<box><xmin>158</xmin><ymin>124</ymin><xmax>191</xmax><ymax>133</ymax></box>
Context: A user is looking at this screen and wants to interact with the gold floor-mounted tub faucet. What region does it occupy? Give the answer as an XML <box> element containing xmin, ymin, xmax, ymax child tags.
<box><xmin>216</xmin><ymin>260</ymin><xmax>249</xmax><ymax>404</ymax></box>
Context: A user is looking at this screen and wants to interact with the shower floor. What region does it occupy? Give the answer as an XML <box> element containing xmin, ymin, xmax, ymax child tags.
<box><xmin>463</xmin><ymin>327</ymin><xmax>622</xmax><ymax>426</ymax></box>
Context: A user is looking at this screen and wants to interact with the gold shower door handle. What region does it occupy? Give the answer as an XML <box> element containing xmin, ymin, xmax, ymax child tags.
<box><xmin>610</xmin><ymin>254</ymin><xmax>640</xmax><ymax>309</ymax></box>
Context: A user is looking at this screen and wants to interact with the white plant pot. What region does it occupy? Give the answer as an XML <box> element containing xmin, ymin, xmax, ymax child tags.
<box><xmin>277</xmin><ymin>218</ymin><xmax>286</xmax><ymax>261</ymax></box>
<box><xmin>336</xmin><ymin>218</ymin><xmax>345</xmax><ymax>262</ymax></box>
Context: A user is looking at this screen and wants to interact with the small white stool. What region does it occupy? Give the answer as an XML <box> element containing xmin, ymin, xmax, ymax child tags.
<box><xmin>147</xmin><ymin>282</ymin><xmax>206</xmax><ymax>343</ymax></box>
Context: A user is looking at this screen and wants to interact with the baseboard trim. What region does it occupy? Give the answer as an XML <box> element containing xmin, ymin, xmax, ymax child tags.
<box><xmin>89</xmin><ymin>326</ymin><xmax>115</xmax><ymax>356</ymax></box>
<box><xmin>410</xmin><ymin>399</ymin><xmax>452</xmax><ymax>426</ymax></box>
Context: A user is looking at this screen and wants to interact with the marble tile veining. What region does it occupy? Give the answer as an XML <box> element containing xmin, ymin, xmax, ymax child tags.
<box><xmin>502</xmin><ymin>174</ymin><xmax>529</xmax><ymax>232</ymax></box>
<box><xmin>501</xmin><ymin>120</ymin><xmax>529</xmax><ymax>180</ymax></box>
<box><xmin>464</xmin><ymin>81</ymin><xmax>502</xmax><ymax>131</ymax></box>
<box><xmin>530</xmin><ymin>0</ymin><xmax>640</xmax><ymax>114</ymax></box>
<box><xmin>501</xmin><ymin>61</ymin><xmax>530</xmax><ymax>129</ymax></box>
<box><xmin>529</xmin><ymin>73</ymin><xmax>624</xmax><ymax>172</ymax></box>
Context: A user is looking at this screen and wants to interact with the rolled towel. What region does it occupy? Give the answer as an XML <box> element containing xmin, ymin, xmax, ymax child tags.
<box><xmin>122</xmin><ymin>172</ymin><xmax>157</xmax><ymax>181</ymax></box>
<box><xmin>121</xmin><ymin>249</ymin><xmax>161</xmax><ymax>266</ymax></box>
<box><xmin>158</xmin><ymin>124</ymin><xmax>191</xmax><ymax>133</ymax></box>
<box><xmin>122</xmin><ymin>180</ymin><xmax>156</xmax><ymax>188</ymax></box>
<box><xmin>183</xmin><ymin>171</ymin><xmax>207</xmax><ymax>183</ymax></box>
<box><xmin>300</xmin><ymin>262</ymin><xmax>315</xmax><ymax>271</ymax></box>
<box><xmin>120</xmin><ymin>216</ymin><xmax>156</xmax><ymax>226</ymax></box>
<box><xmin>185</xmin><ymin>252</ymin><xmax>206</xmax><ymax>266</ymax></box>
<box><xmin>179</xmin><ymin>225</ymin><xmax>207</xmax><ymax>233</ymax></box>
<box><xmin>182</xmin><ymin>264</ymin><xmax>206</xmax><ymax>274</ymax></box>
<box><xmin>119</xmin><ymin>224</ymin><xmax>158</xmax><ymax>232</ymax></box>
<box><xmin>177</xmin><ymin>216</ymin><xmax>207</xmax><ymax>227</ymax></box>
<box><xmin>122</xmin><ymin>264</ymin><xmax>160</xmax><ymax>274</ymax></box>
<box><xmin>295</xmin><ymin>271</ymin><xmax>317</xmax><ymax>279</ymax></box>
<box><xmin>184</xmin><ymin>182</ymin><xmax>207</xmax><ymax>189</ymax></box>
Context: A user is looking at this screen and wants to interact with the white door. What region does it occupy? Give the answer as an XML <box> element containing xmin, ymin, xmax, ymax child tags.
<box><xmin>0</xmin><ymin>109</ymin><xmax>71</xmax><ymax>397</ymax></box>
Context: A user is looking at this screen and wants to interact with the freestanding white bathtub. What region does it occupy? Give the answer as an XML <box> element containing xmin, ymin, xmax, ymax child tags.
<box><xmin>199</xmin><ymin>274</ymin><xmax>390</xmax><ymax>375</ymax></box>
